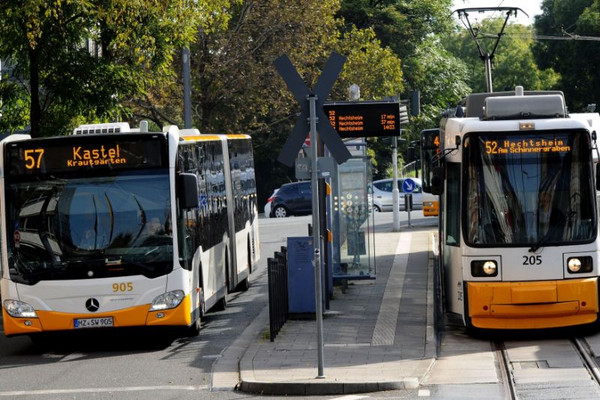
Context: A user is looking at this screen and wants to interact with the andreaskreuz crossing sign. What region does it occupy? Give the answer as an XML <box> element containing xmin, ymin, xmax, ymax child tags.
<box><xmin>274</xmin><ymin>53</ymin><xmax>351</xmax><ymax>166</ymax></box>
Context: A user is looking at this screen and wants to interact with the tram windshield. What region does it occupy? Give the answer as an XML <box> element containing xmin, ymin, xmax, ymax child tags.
<box><xmin>464</xmin><ymin>131</ymin><xmax>595</xmax><ymax>247</ymax></box>
<box><xmin>6</xmin><ymin>170</ymin><xmax>173</xmax><ymax>284</ymax></box>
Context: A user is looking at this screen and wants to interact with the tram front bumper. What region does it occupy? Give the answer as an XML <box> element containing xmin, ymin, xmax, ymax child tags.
<box><xmin>467</xmin><ymin>278</ymin><xmax>599</xmax><ymax>329</ymax></box>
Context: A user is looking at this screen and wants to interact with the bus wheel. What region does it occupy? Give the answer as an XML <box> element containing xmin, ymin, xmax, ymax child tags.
<box><xmin>185</xmin><ymin>317</ymin><xmax>201</xmax><ymax>337</ymax></box>
<box><xmin>214</xmin><ymin>294</ymin><xmax>227</xmax><ymax>311</ymax></box>
<box><xmin>236</xmin><ymin>278</ymin><xmax>249</xmax><ymax>292</ymax></box>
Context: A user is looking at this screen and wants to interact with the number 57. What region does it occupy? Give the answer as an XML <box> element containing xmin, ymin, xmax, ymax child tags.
<box><xmin>24</xmin><ymin>149</ymin><xmax>44</xmax><ymax>169</ymax></box>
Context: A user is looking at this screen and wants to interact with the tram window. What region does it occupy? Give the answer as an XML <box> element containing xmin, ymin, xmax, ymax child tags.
<box><xmin>446</xmin><ymin>163</ymin><xmax>460</xmax><ymax>246</ymax></box>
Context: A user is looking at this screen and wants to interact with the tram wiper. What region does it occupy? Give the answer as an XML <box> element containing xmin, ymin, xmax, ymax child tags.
<box><xmin>528</xmin><ymin>233</ymin><xmax>550</xmax><ymax>253</ymax></box>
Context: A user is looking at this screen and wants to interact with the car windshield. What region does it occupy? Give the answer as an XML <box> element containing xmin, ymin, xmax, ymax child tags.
<box><xmin>463</xmin><ymin>131</ymin><xmax>595</xmax><ymax>246</ymax></box>
<box><xmin>6</xmin><ymin>170</ymin><xmax>172</xmax><ymax>284</ymax></box>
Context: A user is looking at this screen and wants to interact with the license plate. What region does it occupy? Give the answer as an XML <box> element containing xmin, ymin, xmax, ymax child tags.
<box><xmin>74</xmin><ymin>317</ymin><xmax>114</xmax><ymax>329</ymax></box>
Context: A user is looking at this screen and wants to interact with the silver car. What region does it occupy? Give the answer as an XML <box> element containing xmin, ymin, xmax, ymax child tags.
<box><xmin>263</xmin><ymin>189</ymin><xmax>279</xmax><ymax>217</ymax></box>
<box><xmin>372</xmin><ymin>177</ymin><xmax>423</xmax><ymax>212</ymax></box>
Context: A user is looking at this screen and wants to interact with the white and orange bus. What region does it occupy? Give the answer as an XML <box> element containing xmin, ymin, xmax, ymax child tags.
<box><xmin>1</xmin><ymin>122</ymin><xmax>259</xmax><ymax>338</ymax></box>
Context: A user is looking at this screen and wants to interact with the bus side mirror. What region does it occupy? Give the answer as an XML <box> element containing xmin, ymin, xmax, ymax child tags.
<box><xmin>178</xmin><ymin>173</ymin><xmax>199</xmax><ymax>209</ymax></box>
<box><xmin>431</xmin><ymin>166</ymin><xmax>445</xmax><ymax>195</ymax></box>
<box><xmin>596</xmin><ymin>164</ymin><xmax>600</xmax><ymax>191</ymax></box>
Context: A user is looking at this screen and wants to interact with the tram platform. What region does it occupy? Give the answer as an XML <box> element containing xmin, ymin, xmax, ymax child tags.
<box><xmin>222</xmin><ymin>218</ymin><xmax>438</xmax><ymax>396</ymax></box>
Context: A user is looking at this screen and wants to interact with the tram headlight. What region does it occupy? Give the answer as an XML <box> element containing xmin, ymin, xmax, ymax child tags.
<box><xmin>150</xmin><ymin>290</ymin><xmax>185</xmax><ymax>311</ymax></box>
<box><xmin>471</xmin><ymin>260</ymin><xmax>498</xmax><ymax>277</ymax></box>
<box><xmin>567</xmin><ymin>257</ymin><xmax>593</xmax><ymax>274</ymax></box>
<box><xmin>3</xmin><ymin>299</ymin><xmax>38</xmax><ymax>318</ymax></box>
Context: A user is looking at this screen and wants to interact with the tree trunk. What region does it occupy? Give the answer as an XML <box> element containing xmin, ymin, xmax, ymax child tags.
<box><xmin>29</xmin><ymin>47</ymin><xmax>41</xmax><ymax>138</ymax></box>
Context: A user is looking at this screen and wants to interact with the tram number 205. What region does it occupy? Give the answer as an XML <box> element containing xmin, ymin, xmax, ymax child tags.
<box><xmin>523</xmin><ymin>255</ymin><xmax>542</xmax><ymax>266</ymax></box>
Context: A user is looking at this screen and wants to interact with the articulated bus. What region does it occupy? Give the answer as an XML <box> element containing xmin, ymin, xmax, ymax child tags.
<box><xmin>1</xmin><ymin>122</ymin><xmax>259</xmax><ymax>338</ymax></box>
<box><xmin>420</xmin><ymin>128</ymin><xmax>440</xmax><ymax>217</ymax></box>
<box><xmin>425</xmin><ymin>87</ymin><xmax>600</xmax><ymax>329</ymax></box>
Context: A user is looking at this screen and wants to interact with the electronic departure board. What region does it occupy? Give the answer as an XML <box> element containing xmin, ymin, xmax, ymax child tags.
<box><xmin>6</xmin><ymin>134</ymin><xmax>167</xmax><ymax>177</ymax></box>
<box><xmin>323</xmin><ymin>102</ymin><xmax>401</xmax><ymax>138</ymax></box>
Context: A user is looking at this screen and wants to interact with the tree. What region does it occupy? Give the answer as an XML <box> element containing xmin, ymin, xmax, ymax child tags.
<box><xmin>533</xmin><ymin>0</ymin><xmax>600</xmax><ymax>111</ymax></box>
<box><xmin>445</xmin><ymin>18</ymin><xmax>560</xmax><ymax>94</ymax></box>
<box><xmin>187</xmin><ymin>0</ymin><xmax>405</xmax><ymax>203</ymax></box>
<box><xmin>0</xmin><ymin>0</ymin><xmax>222</xmax><ymax>137</ymax></box>
<box><xmin>338</xmin><ymin>0</ymin><xmax>455</xmax><ymax>60</ymax></box>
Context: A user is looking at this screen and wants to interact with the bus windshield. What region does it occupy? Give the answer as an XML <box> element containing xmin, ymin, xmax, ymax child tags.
<box><xmin>6</xmin><ymin>170</ymin><xmax>172</xmax><ymax>284</ymax></box>
<box><xmin>464</xmin><ymin>130</ymin><xmax>595</xmax><ymax>247</ymax></box>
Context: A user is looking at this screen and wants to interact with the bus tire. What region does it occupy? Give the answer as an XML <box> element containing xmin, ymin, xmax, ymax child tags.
<box><xmin>185</xmin><ymin>316</ymin><xmax>201</xmax><ymax>337</ymax></box>
<box><xmin>236</xmin><ymin>278</ymin><xmax>249</xmax><ymax>292</ymax></box>
<box><xmin>214</xmin><ymin>294</ymin><xmax>227</xmax><ymax>311</ymax></box>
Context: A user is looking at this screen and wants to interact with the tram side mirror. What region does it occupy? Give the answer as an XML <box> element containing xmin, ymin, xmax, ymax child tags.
<box><xmin>431</xmin><ymin>166</ymin><xmax>445</xmax><ymax>195</ymax></box>
<box><xmin>178</xmin><ymin>173</ymin><xmax>199</xmax><ymax>209</ymax></box>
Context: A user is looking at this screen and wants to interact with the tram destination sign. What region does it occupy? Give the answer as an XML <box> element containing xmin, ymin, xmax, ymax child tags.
<box><xmin>323</xmin><ymin>101</ymin><xmax>401</xmax><ymax>138</ymax></box>
<box><xmin>7</xmin><ymin>134</ymin><xmax>166</xmax><ymax>176</ymax></box>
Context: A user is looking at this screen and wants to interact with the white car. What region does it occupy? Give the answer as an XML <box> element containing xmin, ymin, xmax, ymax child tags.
<box><xmin>372</xmin><ymin>177</ymin><xmax>423</xmax><ymax>212</ymax></box>
<box><xmin>263</xmin><ymin>189</ymin><xmax>279</xmax><ymax>217</ymax></box>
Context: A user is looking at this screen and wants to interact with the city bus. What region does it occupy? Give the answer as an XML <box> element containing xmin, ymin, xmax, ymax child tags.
<box><xmin>420</xmin><ymin>128</ymin><xmax>440</xmax><ymax>217</ymax></box>
<box><xmin>425</xmin><ymin>87</ymin><xmax>600</xmax><ymax>329</ymax></box>
<box><xmin>1</xmin><ymin>122</ymin><xmax>259</xmax><ymax>338</ymax></box>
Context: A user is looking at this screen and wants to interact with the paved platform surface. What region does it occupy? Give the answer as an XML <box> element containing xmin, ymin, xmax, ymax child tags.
<box><xmin>235</xmin><ymin>226</ymin><xmax>437</xmax><ymax>395</ymax></box>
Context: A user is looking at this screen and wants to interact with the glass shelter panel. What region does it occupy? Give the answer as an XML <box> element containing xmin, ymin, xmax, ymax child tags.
<box><xmin>331</xmin><ymin>141</ymin><xmax>376</xmax><ymax>278</ymax></box>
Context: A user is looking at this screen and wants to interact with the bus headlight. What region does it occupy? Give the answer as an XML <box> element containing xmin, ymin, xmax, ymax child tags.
<box><xmin>150</xmin><ymin>290</ymin><xmax>185</xmax><ymax>311</ymax></box>
<box><xmin>471</xmin><ymin>260</ymin><xmax>498</xmax><ymax>277</ymax></box>
<box><xmin>567</xmin><ymin>257</ymin><xmax>593</xmax><ymax>273</ymax></box>
<box><xmin>3</xmin><ymin>299</ymin><xmax>38</xmax><ymax>318</ymax></box>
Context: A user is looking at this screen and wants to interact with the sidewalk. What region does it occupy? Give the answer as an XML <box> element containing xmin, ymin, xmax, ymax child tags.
<box><xmin>237</xmin><ymin>225</ymin><xmax>438</xmax><ymax>396</ymax></box>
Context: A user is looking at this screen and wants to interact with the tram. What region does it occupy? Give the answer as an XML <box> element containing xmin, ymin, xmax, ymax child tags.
<box><xmin>424</xmin><ymin>87</ymin><xmax>600</xmax><ymax>329</ymax></box>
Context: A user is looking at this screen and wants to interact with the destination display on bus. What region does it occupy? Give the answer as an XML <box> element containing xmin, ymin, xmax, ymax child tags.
<box><xmin>6</xmin><ymin>134</ymin><xmax>166</xmax><ymax>176</ymax></box>
<box><xmin>323</xmin><ymin>101</ymin><xmax>400</xmax><ymax>138</ymax></box>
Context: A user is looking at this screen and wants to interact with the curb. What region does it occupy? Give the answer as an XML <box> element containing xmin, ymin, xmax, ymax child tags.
<box><xmin>238</xmin><ymin>378</ymin><xmax>419</xmax><ymax>396</ymax></box>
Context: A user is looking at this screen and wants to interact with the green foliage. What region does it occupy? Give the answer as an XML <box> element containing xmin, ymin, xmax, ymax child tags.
<box><xmin>338</xmin><ymin>0</ymin><xmax>454</xmax><ymax>59</ymax></box>
<box><xmin>445</xmin><ymin>18</ymin><xmax>560</xmax><ymax>94</ymax></box>
<box><xmin>0</xmin><ymin>0</ymin><xmax>226</xmax><ymax>136</ymax></box>
<box><xmin>533</xmin><ymin>0</ymin><xmax>600</xmax><ymax>111</ymax></box>
<box><xmin>333</xmin><ymin>26</ymin><xmax>403</xmax><ymax>100</ymax></box>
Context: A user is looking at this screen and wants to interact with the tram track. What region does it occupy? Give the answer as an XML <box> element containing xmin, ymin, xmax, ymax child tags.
<box><xmin>493</xmin><ymin>341</ymin><xmax>518</xmax><ymax>400</ymax></box>
<box><xmin>493</xmin><ymin>336</ymin><xmax>600</xmax><ymax>400</ymax></box>
<box><xmin>572</xmin><ymin>337</ymin><xmax>600</xmax><ymax>387</ymax></box>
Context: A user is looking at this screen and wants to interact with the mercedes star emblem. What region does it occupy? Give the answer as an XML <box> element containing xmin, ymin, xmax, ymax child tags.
<box><xmin>85</xmin><ymin>298</ymin><xmax>100</xmax><ymax>312</ymax></box>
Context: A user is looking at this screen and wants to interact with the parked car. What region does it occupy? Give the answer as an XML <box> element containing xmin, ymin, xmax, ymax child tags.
<box><xmin>372</xmin><ymin>177</ymin><xmax>424</xmax><ymax>212</ymax></box>
<box><xmin>269</xmin><ymin>181</ymin><xmax>312</xmax><ymax>218</ymax></box>
<box><xmin>263</xmin><ymin>188</ymin><xmax>279</xmax><ymax>217</ymax></box>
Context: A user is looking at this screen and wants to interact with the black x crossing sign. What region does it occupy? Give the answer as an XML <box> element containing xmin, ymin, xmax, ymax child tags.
<box><xmin>274</xmin><ymin>53</ymin><xmax>352</xmax><ymax>166</ymax></box>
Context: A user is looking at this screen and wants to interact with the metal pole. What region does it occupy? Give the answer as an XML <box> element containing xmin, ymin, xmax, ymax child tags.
<box><xmin>308</xmin><ymin>94</ymin><xmax>325</xmax><ymax>378</ymax></box>
<box><xmin>392</xmin><ymin>136</ymin><xmax>400</xmax><ymax>232</ymax></box>
<box><xmin>484</xmin><ymin>54</ymin><xmax>493</xmax><ymax>93</ymax></box>
<box><xmin>183</xmin><ymin>47</ymin><xmax>192</xmax><ymax>128</ymax></box>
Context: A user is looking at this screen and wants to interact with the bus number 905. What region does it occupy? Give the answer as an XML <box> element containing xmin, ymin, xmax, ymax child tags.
<box><xmin>113</xmin><ymin>282</ymin><xmax>133</xmax><ymax>292</ymax></box>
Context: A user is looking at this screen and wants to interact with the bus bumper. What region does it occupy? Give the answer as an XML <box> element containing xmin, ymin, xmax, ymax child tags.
<box><xmin>467</xmin><ymin>278</ymin><xmax>599</xmax><ymax>329</ymax></box>
<box><xmin>2</xmin><ymin>295</ymin><xmax>193</xmax><ymax>336</ymax></box>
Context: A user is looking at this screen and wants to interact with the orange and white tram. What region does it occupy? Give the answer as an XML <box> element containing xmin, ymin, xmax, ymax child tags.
<box><xmin>426</xmin><ymin>87</ymin><xmax>600</xmax><ymax>329</ymax></box>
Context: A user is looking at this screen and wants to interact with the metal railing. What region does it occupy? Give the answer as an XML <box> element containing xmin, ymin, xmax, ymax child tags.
<box><xmin>267</xmin><ymin>247</ymin><xmax>288</xmax><ymax>341</ymax></box>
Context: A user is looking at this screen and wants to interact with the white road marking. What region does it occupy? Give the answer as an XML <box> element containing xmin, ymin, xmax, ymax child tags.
<box><xmin>0</xmin><ymin>385</ymin><xmax>209</xmax><ymax>397</ymax></box>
